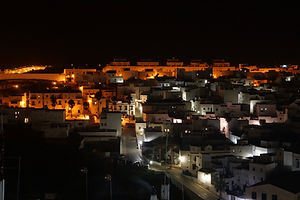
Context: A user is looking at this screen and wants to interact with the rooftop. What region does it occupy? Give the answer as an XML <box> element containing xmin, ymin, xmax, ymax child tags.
<box><xmin>248</xmin><ymin>171</ymin><xmax>300</xmax><ymax>194</ymax></box>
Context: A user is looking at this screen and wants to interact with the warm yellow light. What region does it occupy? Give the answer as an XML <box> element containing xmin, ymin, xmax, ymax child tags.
<box><xmin>71</xmin><ymin>74</ymin><xmax>75</xmax><ymax>78</ymax></box>
<box><xmin>79</xmin><ymin>86</ymin><xmax>83</xmax><ymax>92</ymax></box>
<box><xmin>88</xmin><ymin>99</ymin><xmax>92</xmax><ymax>103</ymax></box>
<box><xmin>52</xmin><ymin>82</ymin><xmax>57</xmax><ymax>85</ymax></box>
<box><xmin>24</xmin><ymin>118</ymin><xmax>29</xmax><ymax>123</ymax></box>
<box><xmin>20</xmin><ymin>101</ymin><xmax>26</xmax><ymax>107</ymax></box>
<box><xmin>147</xmin><ymin>76</ymin><xmax>155</xmax><ymax>79</ymax></box>
<box><xmin>14</xmin><ymin>85</ymin><xmax>19</xmax><ymax>88</ymax></box>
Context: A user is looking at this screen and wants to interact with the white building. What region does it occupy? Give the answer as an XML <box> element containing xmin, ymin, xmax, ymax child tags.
<box><xmin>99</xmin><ymin>111</ymin><xmax>122</xmax><ymax>136</ymax></box>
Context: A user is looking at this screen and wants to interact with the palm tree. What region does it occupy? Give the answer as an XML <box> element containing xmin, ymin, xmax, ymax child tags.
<box><xmin>68</xmin><ymin>99</ymin><xmax>75</xmax><ymax>118</ymax></box>
<box><xmin>214</xmin><ymin>176</ymin><xmax>226</xmax><ymax>200</ymax></box>
<box><xmin>95</xmin><ymin>91</ymin><xmax>102</xmax><ymax>119</ymax></box>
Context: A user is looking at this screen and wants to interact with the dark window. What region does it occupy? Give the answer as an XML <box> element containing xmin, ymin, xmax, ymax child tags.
<box><xmin>260</xmin><ymin>177</ymin><xmax>263</xmax><ymax>182</ymax></box>
<box><xmin>253</xmin><ymin>167</ymin><xmax>255</xmax><ymax>171</ymax></box>
<box><xmin>296</xmin><ymin>159</ymin><xmax>300</xmax><ymax>168</ymax></box>
<box><xmin>272</xmin><ymin>194</ymin><xmax>277</xmax><ymax>200</ymax></box>
<box><xmin>192</xmin><ymin>164</ymin><xmax>196</xmax><ymax>170</ymax></box>
<box><xmin>251</xmin><ymin>192</ymin><xmax>257</xmax><ymax>199</ymax></box>
<box><xmin>78</xmin><ymin>110</ymin><xmax>80</xmax><ymax>113</ymax></box>
<box><xmin>262</xmin><ymin>193</ymin><xmax>267</xmax><ymax>200</ymax></box>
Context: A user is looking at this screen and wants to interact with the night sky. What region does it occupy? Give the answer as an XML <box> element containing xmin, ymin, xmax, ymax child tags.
<box><xmin>0</xmin><ymin>1</ymin><xmax>299</xmax><ymax>65</ymax></box>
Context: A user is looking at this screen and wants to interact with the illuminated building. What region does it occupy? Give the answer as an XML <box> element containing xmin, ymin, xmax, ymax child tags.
<box><xmin>103</xmin><ymin>58</ymin><xmax>209</xmax><ymax>80</ymax></box>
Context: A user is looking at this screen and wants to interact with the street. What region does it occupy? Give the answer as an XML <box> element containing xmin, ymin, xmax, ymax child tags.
<box><xmin>122</xmin><ymin>125</ymin><xmax>143</xmax><ymax>163</ymax></box>
<box><xmin>149</xmin><ymin>163</ymin><xmax>220</xmax><ymax>200</ymax></box>
<box><xmin>122</xmin><ymin>124</ymin><xmax>220</xmax><ymax>200</ymax></box>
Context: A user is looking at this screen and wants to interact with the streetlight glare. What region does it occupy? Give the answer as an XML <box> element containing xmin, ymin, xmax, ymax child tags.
<box><xmin>179</xmin><ymin>156</ymin><xmax>186</xmax><ymax>163</ymax></box>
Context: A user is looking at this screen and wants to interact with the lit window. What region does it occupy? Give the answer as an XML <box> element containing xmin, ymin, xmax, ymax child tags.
<box><xmin>24</xmin><ymin>118</ymin><xmax>29</xmax><ymax>123</ymax></box>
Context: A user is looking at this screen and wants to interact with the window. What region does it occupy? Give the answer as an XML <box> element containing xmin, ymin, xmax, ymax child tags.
<box><xmin>260</xmin><ymin>168</ymin><xmax>263</xmax><ymax>172</ymax></box>
<box><xmin>24</xmin><ymin>118</ymin><xmax>29</xmax><ymax>123</ymax></box>
<box><xmin>262</xmin><ymin>193</ymin><xmax>267</xmax><ymax>200</ymax></box>
<box><xmin>253</xmin><ymin>167</ymin><xmax>255</xmax><ymax>171</ymax></box>
<box><xmin>272</xmin><ymin>194</ymin><xmax>277</xmax><ymax>200</ymax></box>
<box><xmin>78</xmin><ymin>110</ymin><xmax>80</xmax><ymax>113</ymax></box>
<box><xmin>253</xmin><ymin>176</ymin><xmax>255</xmax><ymax>180</ymax></box>
<box><xmin>296</xmin><ymin>159</ymin><xmax>300</xmax><ymax>168</ymax></box>
<box><xmin>251</xmin><ymin>192</ymin><xmax>257</xmax><ymax>199</ymax></box>
<box><xmin>260</xmin><ymin>177</ymin><xmax>263</xmax><ymax>182</ymax></box>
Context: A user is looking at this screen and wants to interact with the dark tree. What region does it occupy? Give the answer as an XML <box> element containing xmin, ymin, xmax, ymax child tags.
<box><xmin>95</xmin><ymin>91</ymin><xmax>103</xmax><ymax>118</ymax></box>
<box><xmin>215</xmin><ymin>176</ymin><xmax>226</xmax><ymax>199</ymax></box>
<box><xmin>68</xmin><ymin>99</ymin><xmax>75</xmax><ymax>117</ymax></box>
<box><xmin>50</xmin><ymin>95</ymin><xmax>57</xmax><ymax>108</ymax></box>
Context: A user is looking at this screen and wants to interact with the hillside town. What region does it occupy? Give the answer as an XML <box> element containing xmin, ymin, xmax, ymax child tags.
<box><xmin>1</xmin><ymin>58</ymin><xmax>300</xmax><ymax>200</ymax></box>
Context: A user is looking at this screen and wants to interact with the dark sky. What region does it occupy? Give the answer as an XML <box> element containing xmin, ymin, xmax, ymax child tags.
<box><xmin>0</xmin><ymin>0</ymin><xmax>299</xmax><ymax>65</ymax></box>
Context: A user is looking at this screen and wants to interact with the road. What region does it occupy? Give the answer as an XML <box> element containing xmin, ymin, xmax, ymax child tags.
<box><xmin>122</xmin><ymin>124</ymin><xmax>220</xmax><ymax>200</ymax></box>
<box><xmin>121</xmin><ymin>125</ymin><xmax>143</xmax><ymax>163</ymax></box>
<box><xmin>149</xmin><ymin>163</ymin><xmax>220</xmax><ymax>200</ymax></box>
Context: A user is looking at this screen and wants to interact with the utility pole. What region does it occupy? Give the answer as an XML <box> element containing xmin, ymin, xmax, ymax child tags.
<box><xmin>0</xmin><ymin>113</ymin><xmax>5</xmax><ymax>200</ymax></box>
<box><xmin>181</xmin><ymin>183</ymin><xmax>184</xmax><ymax>200</ymax></box>
<box><xmin>81</xmin><ymin>167</ymin><xmax>88</xmax><ymax>200</ymax></box>
<box><xmin>161</xmin><ymin>130</ymin><xmax>170</xmax><ymax>200</ymax></box>
<box><xmin>105</xmin><ymin>174</ymin><xmax>112</xmax><ymax>200</ymax></box>
<box><xmin>17</xmin><ymin>156</ymin><xmax>21</xmax><ymax>200</ymax></box>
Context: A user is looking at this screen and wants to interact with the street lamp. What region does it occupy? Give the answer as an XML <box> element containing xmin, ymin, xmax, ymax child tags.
<box><xmin>179</xmin><ymin>156</ymin><xmax>186</xmax><ymax>163</ymax></box>
<box><xmin>105</xmin><ymin>174</ymin><xmax>112</xmax><ymax>200</ymax></box>
<box><xmin>81</xmin><ymin>167</ymin><xmax>88</xmax><ymax>200</ymax></box>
